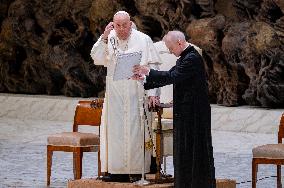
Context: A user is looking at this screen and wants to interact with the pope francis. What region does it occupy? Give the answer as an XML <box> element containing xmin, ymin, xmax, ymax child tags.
<box><xmin>90</xmin><ymin>11</ymin><xmax>161</xmax><ymax>182</ymax></box>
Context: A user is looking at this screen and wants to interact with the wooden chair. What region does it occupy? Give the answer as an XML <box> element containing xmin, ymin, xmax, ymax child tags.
<box><xmin>46</xmin><ymin>99</ymin><xmax>103</xmax><ymax>186</ymax></box>
<box><xmin>252</xmin><ymin>113</ymin><xmax>284</xmax><ymax>188</ymax></box>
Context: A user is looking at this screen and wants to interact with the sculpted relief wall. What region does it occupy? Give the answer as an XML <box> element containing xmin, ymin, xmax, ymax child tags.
<box><xmin>0</xmin><ymin>0</ymin><xmax>283</xmax><ymax>107</ymax></box>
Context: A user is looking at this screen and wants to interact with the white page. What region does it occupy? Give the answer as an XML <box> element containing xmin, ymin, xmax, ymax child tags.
<box><xmin>113</xmin><ymin>51</ymin><xmax>142</xmax><ymax>81</ymax></box>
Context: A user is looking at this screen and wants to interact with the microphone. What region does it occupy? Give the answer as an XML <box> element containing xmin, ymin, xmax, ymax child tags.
<box><xmin>110</xmin><ymin>37</ymin><xmax>115</xmax><ymax>47</ymax></box>
<box><xmin>110</xmin><ymin>37</ymin><xmax>117</xmax><ymax>54</ymax></box>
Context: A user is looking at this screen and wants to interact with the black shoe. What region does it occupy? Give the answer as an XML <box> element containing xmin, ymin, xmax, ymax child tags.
<box><xmin>101</xmin><ymin>174</ymin><xmax>130</xmax><ymax>182</ymax></box>
<box><xmin>150</xmin><ymin>156</ymin><xmax>158</xmax><ymax>174</ymax></box>
<box><xmin>129</xmin><ymin>174</ymin><xmax>142</xmax><ymax>183</ymax></box>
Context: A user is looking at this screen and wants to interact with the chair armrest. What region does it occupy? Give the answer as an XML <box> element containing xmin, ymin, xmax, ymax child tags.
<box><xmin>158</xmin><ymin>102</ymin><xmax>173</xmax><ymax>108</ymax></box>
<box><xmin>150</xmin><ymin>103</ymin><xmax>173</xmax><ymax>112</ymax></box>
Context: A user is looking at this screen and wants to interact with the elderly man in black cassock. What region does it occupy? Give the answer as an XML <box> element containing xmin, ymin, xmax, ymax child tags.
<box><xmin>132</xmin><ymin>30</ymin><xmax>216</xmax><ymax>188</ymax></box>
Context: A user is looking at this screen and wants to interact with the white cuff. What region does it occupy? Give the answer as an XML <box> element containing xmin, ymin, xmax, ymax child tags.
<box><xmin>100</xmin><ymin>35</ymin><xmax>108</xmax><ymax>44</ymax></box>
<box><xmin>143</xmin><ymin>75</ymin><xmax>147</xmax><ymax>83</ymax></box>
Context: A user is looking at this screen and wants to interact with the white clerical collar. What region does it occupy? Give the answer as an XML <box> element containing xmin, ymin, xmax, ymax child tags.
<box><xmin>183</xmin><ymin>43</ymin><xmax>190</xmax><ymax>51</ymax></box>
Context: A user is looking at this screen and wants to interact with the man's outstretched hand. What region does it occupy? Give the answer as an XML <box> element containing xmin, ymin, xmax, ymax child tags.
<box><xmin>130</xmin><ymin>74</ymin><xmax>144</xmax><ymax>81</ymax></box>
<box><xmin>131</xmin><ymin>65</ymin><xmax>150</xmax><ymax>81</ymax></box>
<box><xmin>133</xmin><ymin>65</ymin><xmax>150</xmax><ymax>75</ymax></box>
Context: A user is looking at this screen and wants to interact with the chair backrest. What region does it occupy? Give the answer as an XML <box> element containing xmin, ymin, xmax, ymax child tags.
<box><xmin>73</xmin><ymin>99</ymin><xmax>104</xmax><ymax>132</ymax></box>
<box><xmin>277</xmin><ymin>113</ymin><xmax>284</xmax><ymax>143</ymax></box>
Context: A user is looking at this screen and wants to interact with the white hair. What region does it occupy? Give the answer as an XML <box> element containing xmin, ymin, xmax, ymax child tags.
<box><xmin>167</xmin><ymin>30</ymin><xmax>186</xmax><ymax>42</ymax></box>
<box><xmin>114</xmin><ymin>11</ymin><xmax>130</xmax><ymax>20</ymax></box>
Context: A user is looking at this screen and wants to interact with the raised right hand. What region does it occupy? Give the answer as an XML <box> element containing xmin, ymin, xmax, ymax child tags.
<box><xmin>103</xmin><ymin>22</ymin><xmax>114</xmax><ymax>40</ymax></box>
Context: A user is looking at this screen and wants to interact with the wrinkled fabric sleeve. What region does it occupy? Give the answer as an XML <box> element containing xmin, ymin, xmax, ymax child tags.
<box><xmin>144</xmin><ymin>53</ymin><xmax>198</xmax><ymax>90</ymax></box>
<box><xmin>144</xmin><ymin>69</ymin><xmax>174</xmax><ymax>90</ymax></box>
<box><xmin>90</xmin><ymin>35</ymin><xmax>109</xmax><ymax>67</ymax></box>
<box><xmin>169</xmin><ymin>53</ymin><xmax>197</xmax><ymax>82</ymax></box>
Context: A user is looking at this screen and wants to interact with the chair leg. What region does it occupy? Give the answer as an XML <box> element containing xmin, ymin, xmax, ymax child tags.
<box><xmin>252</xmin><ymin>158</ymin><xmax>258</xmax><ymax>188</ymax></box>
<box><xmin>73</xmin><ymin>148</ymin><xmax>82</xmax><ymax>179</ymax></box>
<box><xmin>73</xmin><ymin>152</ymin><xmax>76</xmax><ymax>179</ymax></box>
<box><xmin>79</xmin><ymin>151</ymin><xmax>83</xmax><ymax>178</ymax></box>
<box><xmin>47</xmin><ymin>146</ymin><xmax>53</xmax><ymax>186</ymax></box>
<box><xmin>277</xmin><ymin>165</ymin><xmax>282</xmax><ymax>188</ymax></box>
<box><xmin>98</xmin><ymin>148</ymin><xmax>101</xmax><ymax>177</ymax></box>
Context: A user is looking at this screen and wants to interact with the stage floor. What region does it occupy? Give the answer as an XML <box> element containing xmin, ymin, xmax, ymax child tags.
<box><xmin>67</xmin><ymin>178</ymin><xmax>236</xmax><ymax>188</ymax></box>
<box><xmin>0</xmin><ymin>93</ymin><xmax>283</xmax><ymax>188</ymax></box>
<box><xmin>68</xmin><ymin>179</ymin><xmax>174</xmax><ymax>188</ymax></box>
<box><xmin>0</xmin><ymin>118</ymin><xmax>281</xmax><ymax>188</ymax></box>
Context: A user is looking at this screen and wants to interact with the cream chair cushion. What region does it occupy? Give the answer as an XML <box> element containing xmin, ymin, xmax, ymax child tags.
<box><xmin>162</xmin><ymin>108</ymin><xmax>173</xmax><ymax>119</ymax></box>
<box><xmin>47</xmin><ymin>132</ymin><xmax>99</xmax><ymax>146</ymax></box>
<box><xmin>252</xmin><ymin>144</ymin><xmax>284</xmax><ymax>159</ymax></box>
<box><xmin>152</xmin><ymin>118</ymin><xmax>173</xmax><ymax>130</ymax></box>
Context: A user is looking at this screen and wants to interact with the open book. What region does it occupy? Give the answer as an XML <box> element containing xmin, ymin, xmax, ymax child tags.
<box><xmin>113</xmin><ymin>51</ymin><xmax>142</xmax><ymax>81</ymax></box>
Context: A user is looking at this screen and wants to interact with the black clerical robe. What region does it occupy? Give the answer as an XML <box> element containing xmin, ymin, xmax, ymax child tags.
<box><xmin>144</xmin><ymin>46</ymin><xmax>216</xmax><ymax>188</ymax></box>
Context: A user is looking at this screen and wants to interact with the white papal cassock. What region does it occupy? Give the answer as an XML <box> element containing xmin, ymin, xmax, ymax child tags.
<box><xmin>90</xmin><ymin>28</ymin><xmax>160</xmax><ymax>174</ymax></box>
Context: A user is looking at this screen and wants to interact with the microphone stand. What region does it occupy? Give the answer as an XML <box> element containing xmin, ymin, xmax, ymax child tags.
<box><xmin>134</xmin><ymin>93</ymin><xmax>150</xmax><ymax>186</ymax></box>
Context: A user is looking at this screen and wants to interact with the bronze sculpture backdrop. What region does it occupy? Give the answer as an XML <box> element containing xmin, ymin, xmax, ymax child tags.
<box><xmin>0</xmin><ymin>0</ymin><xmax>283</xmax><ymax>107</ymax></box>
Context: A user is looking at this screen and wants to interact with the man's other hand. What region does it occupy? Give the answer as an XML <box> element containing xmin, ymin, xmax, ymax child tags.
<box><xmin>148</xmin><ymin>96</ymin><xmax>160</xmax><ymax>108</ymax></box>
